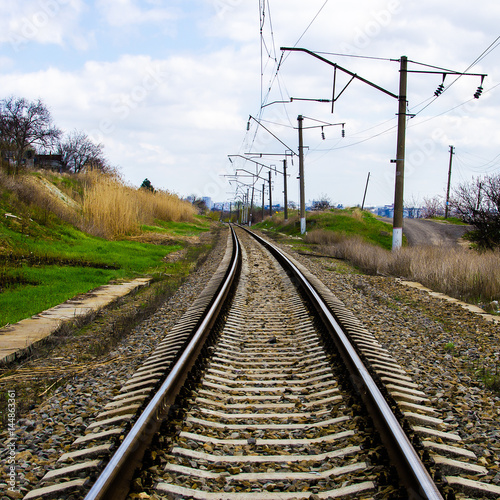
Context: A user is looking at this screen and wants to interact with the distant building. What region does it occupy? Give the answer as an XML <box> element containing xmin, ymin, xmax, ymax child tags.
<box><xmin>373</xmin><ymin>205</ymin><xmax>423</xmax><ymax>219</ymax></box>
<box><xmin>202</xmin><ymin>197</ymin><xmax>213</xmax><ymax>210</ymax></box>
<box><xmin>375</xmin><ymin>205</ymin><xmax>394</xmax><ymax>218</ymax></box>
<box><xmin>34</xmin><ymin>154</ymin><xmax>63</xmax><ymax>171</ymax></box>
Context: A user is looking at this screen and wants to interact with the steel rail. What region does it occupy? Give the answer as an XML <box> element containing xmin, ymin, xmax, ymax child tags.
<box><xmin>244</xmin><ymin>227</ymin><xmax>443</xmax><ymax>500</ymax></box>
<box><xmin>84</xmin><ymin>226</ymin><xmax>240</xmax><ymax>500</ymax></box>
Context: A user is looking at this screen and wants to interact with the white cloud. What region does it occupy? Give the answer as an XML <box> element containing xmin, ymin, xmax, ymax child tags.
<box><xmin>95</xmin><ymin>0</ymin><xmax>177</xmax><ymax>27</ymax></box>
<box><xmin>1</xmin><ymin>0</ymin><xmax>87</xmax><ymax>50</ymax></box>
<box><xmin>0</xmin><ymin>45</ymin><xmax>259</xmax><ymax>199</ymax></box>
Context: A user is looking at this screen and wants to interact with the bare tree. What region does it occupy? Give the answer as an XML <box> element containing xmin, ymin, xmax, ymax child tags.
<box><xmin>58</xmin><ymin>130</ymin><xmax>107</xmax><ymax>173</ymax></box>
<box><xmin>312</xmin><ymin>193</ymin><xmax>332</xmax><ymax>211</ymax></box>
<box><xmin>0</xmin><ymin>96</ymin><xmax>61</xmax><ymax>174</ymax></box>
<box><xmin>422</xmin><ymin>195</ymin><xmax>444</xmax><ymax>218</ymax></box>
<box><xmin>451</xmin><ymin>174</ymin><xmax>500</xmax><ymax>248</ymax></box>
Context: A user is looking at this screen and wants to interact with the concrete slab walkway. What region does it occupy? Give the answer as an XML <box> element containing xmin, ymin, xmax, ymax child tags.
<box><xmin>399</xmin><ymin>280</ymin><xmax>499</xmax><ymax>324</ymax></box>
<box><xmin>0</xmin><ymin>278</ymin><xmax>151</xmax><ymax>364</ymax></box>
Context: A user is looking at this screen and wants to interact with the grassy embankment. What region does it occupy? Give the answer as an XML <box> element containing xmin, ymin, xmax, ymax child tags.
<box><xmin>0</xmin><ymin>169</ymin><xmax>222</xmax><ymax>419</ymax></box>
<box><xmin>0</xmin><ymin>170</ymin><xmax>210</xmax><ymax>328</ymax></box>
<box><xmin>255</xmin><ymin>209</ymin><xmax>500</xmax><ymax>307</ymax></box>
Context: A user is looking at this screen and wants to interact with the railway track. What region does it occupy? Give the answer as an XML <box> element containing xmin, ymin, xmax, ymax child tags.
<box><xmin>24</xmin><ymin>226</ymin><xmax>497</xmax><ymax>500</ymax></box>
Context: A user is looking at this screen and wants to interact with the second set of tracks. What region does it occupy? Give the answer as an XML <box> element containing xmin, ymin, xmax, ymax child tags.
<box><xmin>26</xmin><ymin>226</ymin><xmax>495</xmax><ymax>500</ymax></box>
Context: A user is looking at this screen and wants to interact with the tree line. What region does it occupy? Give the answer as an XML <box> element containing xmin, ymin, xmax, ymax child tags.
<box><xmin>0</xmin><ymin>96</ymin><xmax>111</xmax><ymax>175</ymax></box>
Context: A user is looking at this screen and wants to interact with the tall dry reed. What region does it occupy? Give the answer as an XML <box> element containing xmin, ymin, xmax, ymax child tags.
<box><xmin>82</xmin><ymin>173</ymin><xmax>195</xmax><ymax>239</ymax></box>
<box><xmin>310</xmin><ymin>229</ymin><xmax>500</xmax><ymax>303</ymax></box>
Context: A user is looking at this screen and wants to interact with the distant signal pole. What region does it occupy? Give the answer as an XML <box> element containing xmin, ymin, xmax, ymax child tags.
<box><xmin>444</xmin><ymin>145</ymin><xmax>454</xmax><ymax>219</ymax></box>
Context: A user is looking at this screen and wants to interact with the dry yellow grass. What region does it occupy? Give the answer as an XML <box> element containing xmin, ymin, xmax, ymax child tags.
<box><xmin>0</xmin><ymin>170</ymin><xmax>79</xmax><ymax>225</ymax></box>
<box><xmin>82</xmin><ymin>174</ymin><xmax>139</xmax><ymax>238</ymax></box>
<box><xmin>81</xmin><ymin>173</ymin><xmax>195</xmax><ymax>239</ymax></box>
<box><xmin>311</xmin><ymin>230</ymin><xmax>500</xmax><ymax>303</ymax></box>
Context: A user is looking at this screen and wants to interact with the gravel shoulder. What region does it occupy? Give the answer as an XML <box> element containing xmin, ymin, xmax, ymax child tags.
<box><xmin>0</xmin><ymin>226</ymin><xmax>231</xmax><ymax>497</ymax></box>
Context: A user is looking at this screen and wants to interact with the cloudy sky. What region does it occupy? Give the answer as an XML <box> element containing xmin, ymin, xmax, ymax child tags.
<box><xmin>1</xmin><ymin>0</ymin><xmax>499</xmax><ymax>207</ymax></box>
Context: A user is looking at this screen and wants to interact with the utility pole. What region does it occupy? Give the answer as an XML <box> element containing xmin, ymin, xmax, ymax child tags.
<box><xmin>262</xmin><ymin>183</ymin><xmax>265</xmax><ymax>220</ymax></box>
<box><xmin>392</xmin><ymin>55</ymin><xmax>408</xmax><ymax>251</ymax></box>
<box><xmin>298</xmin><ymin>115</ymin><xmax>306</xmax><ymax>234</ymax></box>
<box><xmin>245</xmin><ymin>189</ymin><xmax>249</xmax><ymax>224</ymax></box>
<box><xmin>268</xmin><ymin>170</ymin><xmax>272</xmax><ymax>217</ymax></box>
<box><xmin>361</xmin><ymin>172</ymin><xmax>370</xmax><ymax>211</ymax></box>
<box><xmin>280</xmin><ymin>47</ymin><xmax>486</xmax><ymax>248</ymax></box>
<box><xmin>229</xmin><ymin>202</ymin><xmax>232</xmax><ymax>223</ymax></box>
<box><xmin>283</xmin><ymin>159</ymin><xmax>288</xmax><ymax>221</ymax></box>
<box><xmin>249</xmin><ymin>185</ymin><xmax>254</xmax><ymax>226</ymax></box>
<box><xmin>444</xmin><ymin>145</ymin><xmax>454</xmax><ymax>219</ymax></box>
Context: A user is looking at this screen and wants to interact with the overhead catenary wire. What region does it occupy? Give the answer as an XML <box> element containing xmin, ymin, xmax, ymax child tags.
<box><xmin>409</xmin><ymin>36</ymin><xmax>499</xmax><ymax>118</ymax></box>
<box><xmin>455</xmin><ymin>150</ymin><xmax>500</xmax><ymax>173</ymax></box>
<box><xmin>235</xmin><ymin>5</ymin><xmax>500</xmax><ymax>207</ymax></box>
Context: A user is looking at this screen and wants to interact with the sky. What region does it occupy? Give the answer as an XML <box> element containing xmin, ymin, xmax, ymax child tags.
<box><xmin>1</xmin><ymin>0</ymin><xmax>499</xmax><ymax>208</ymax></box>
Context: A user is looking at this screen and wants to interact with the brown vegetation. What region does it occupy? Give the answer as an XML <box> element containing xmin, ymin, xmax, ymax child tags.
<box><xmin>307</xmin><ymin>230</ymin><xmax>500</xmax><ymax>304</ymax></box>
<box><xmin>81</xmin><ymin>173</ymin><xmax>195</xmax><ymax>239</ymax></box>
<box><xmin>0</xmin><ymin>169</ymin><xmax>79</xmax><ymax>226</ymax></box>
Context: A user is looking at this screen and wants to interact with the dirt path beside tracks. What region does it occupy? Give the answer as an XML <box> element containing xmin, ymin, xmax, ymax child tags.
<box><xmin>380</xmin><ymin>217</ymin><xmax>471</xmax><ymax>247</ymax></box>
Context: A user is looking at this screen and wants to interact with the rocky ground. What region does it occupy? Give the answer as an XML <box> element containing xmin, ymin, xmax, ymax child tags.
<box><xmin>1</xmin><ymin>226</ymin><xmax>500</xmax><ymax>498</ymax></box>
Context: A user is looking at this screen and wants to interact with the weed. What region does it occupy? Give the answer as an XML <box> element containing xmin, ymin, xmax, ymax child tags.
<box><xmin>258</xmin><ymin>209</ymin><xmax>500</xmax><ymax>304</ymax></box>
<box><xmin>475</xmin><ymin>366</ymin><xmax>500</xmax><ymax>392</ymax></box>
<box><xmin>444</xmin><ymin>342</ymin><xmax>456</xmax><ymax>353</ymax></box>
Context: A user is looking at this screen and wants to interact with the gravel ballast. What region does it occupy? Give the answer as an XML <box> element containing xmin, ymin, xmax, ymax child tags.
<box><xmin>278</xmin><ymin>240</ymin><xmax>500</xmax><ymax>491</ymax></box>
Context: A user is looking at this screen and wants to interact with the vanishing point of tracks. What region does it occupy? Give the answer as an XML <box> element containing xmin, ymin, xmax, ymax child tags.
<box><xmin>25</xmin><ymin>226</ymin><xmax>496</xmax><ymax>500</ymax></box>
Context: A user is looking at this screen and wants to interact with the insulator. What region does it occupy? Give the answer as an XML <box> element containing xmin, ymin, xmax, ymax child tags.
<box><xmin>321</xmin><ymin>127</ymin><xmax>325</xmax><ymax>140</ymax></box>
<box><xmin>342</xmin><ymin>129</ymin><xmax>345</xmax><ymax>138</ymax></box>
<box><xmin>474</xmin><ymin>86</ymin><xmax>483</xmax><ymax>99</ymax></box>
<box><xmin>434</xmin><ymin>83</ymin><xmax>444</xmax><ymax>97</ymax></box>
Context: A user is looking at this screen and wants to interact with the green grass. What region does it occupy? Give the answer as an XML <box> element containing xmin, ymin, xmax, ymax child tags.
<box><xmin>141</xmin><ymin>217</ymin><xmax>211</xmax><ymax>236</ymax></box>
<box><xmin>430</xmin><ymin>216</ymin><xmax>468</xmax><ymax>225</ymax></box>
<box><xmin>0</xmin><ymin>234</ymin><xmax>184</xmax><ymax>326</ymax></box>
<box><xmin>255</xmin><ymin>209</ymin><xmax>393</xmax><ymax>250</ymax></box>
<box><xmin>2</xmin><ymin>266</ymin><xmax>118</xmax><ymax>324</ymax></box>
<box><xmin>0</xmin><ymin>179</ymin><xmax>209</xmax><ymax>327</ymax></box>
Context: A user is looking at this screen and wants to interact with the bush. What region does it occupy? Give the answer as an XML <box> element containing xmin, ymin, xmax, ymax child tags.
<box><xmin>451</xmin><ymin>174</ymin><xmax>500</xmax><ymax>249</ymax></box>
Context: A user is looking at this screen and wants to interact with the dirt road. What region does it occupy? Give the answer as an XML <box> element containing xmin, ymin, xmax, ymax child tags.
<box><xmin>380</xmin><ymin>217</ymin><xmax>471</xmax><ymax>247</ymax></box>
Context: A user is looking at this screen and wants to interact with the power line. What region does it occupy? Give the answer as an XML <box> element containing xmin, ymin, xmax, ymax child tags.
<box><xmin>291</xmin><ymin>0</ymin><xmax>330</xmax><ymax>50</ymax></box>
<box><xmin>261</xmin><ymin>1</ymin><xmax>331</xmax><ymax>113</ymax></box>
<box><xmin>315</xmin><ymin>51</ymin><xmax>394</xmax><ymax>62</ymax></box>
<box><xmin>456</xmin><ymin>150</ymin><xmax>500</xmax><ymax>173</ymax></box>
<box><xmin>410</xmin><ymin>36</ymin><xmax>499</xmax><ymax>118</ymax></box>
<box><xmin>407</xmin><ymin>80</ymin><xmax>500</xmax><ymax>131</ymax></box>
